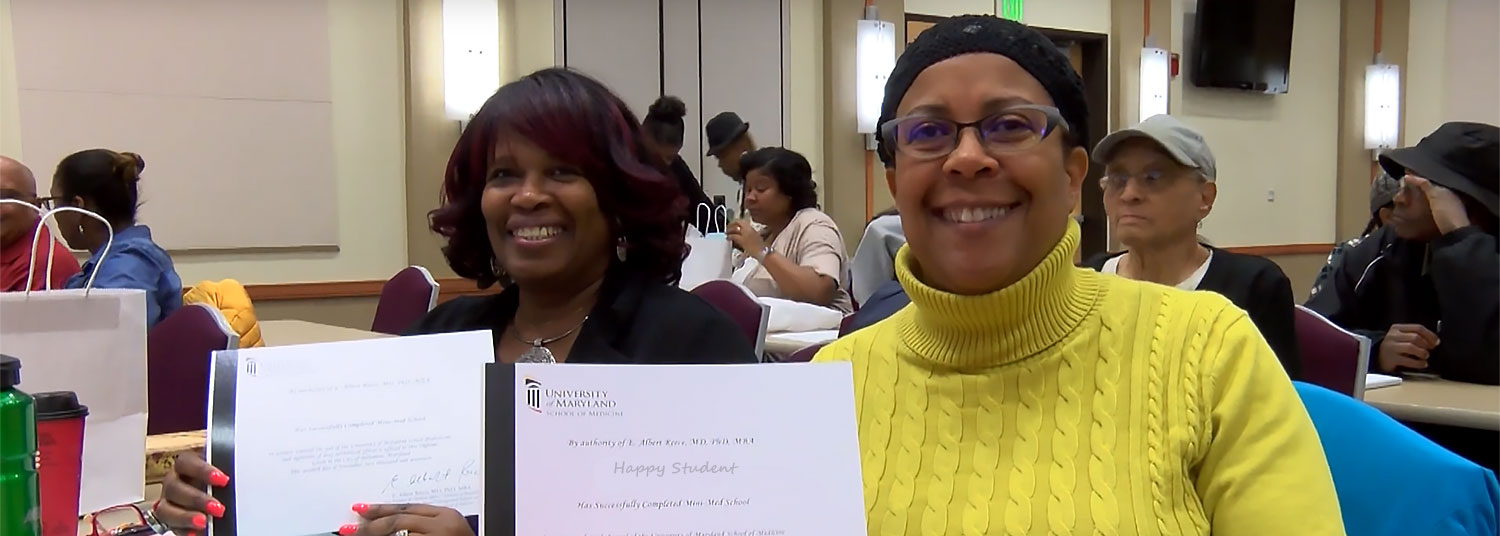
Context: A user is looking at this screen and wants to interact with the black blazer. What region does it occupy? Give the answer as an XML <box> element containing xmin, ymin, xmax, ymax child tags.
<box><xmin>405</xmin><ymin>271</ymin><xmax>758</xmax><ymax>364</ymax></box>
<box><xmin>1084</xmin><ymin>247</ymin><xmax>1302</xmax><ymax>379</ymax></box>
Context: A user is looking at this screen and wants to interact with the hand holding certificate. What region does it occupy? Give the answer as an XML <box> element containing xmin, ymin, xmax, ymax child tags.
<box><xmin>205</xmin><ymin>331</ymin><xmax>494</xmax><ymax>536</ymax></box>
<box><xmin>488</xmin><ymin>362</ymin><xmax>867</xmax><ymax>535</ymax></box>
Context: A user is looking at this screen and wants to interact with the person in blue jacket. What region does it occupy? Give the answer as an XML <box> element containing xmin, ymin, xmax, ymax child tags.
<box><xmin>49</xmin><ymin>149</ymin><xmax>181</xmax><ymax>326</ymax></box>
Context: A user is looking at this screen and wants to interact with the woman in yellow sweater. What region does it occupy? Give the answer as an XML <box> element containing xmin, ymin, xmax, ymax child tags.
<box><xmin>813</xmin><ymin>16</ymin><xmax>1344</xmax><ymax>535</ymax></box>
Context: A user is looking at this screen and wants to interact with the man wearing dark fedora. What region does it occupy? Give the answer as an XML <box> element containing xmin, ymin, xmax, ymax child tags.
<box><xmin>1307</xmin><ymin>121</ymin><xmax>1498</xmax><ymax>386</ymax></box>
<box><xmin>704</xmin><ymin>111</ymin><xmax>757</xmax><ymax>180</ymax></box>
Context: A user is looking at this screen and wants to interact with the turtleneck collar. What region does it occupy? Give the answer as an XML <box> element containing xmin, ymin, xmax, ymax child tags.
<box><xmin>893</xmin><ymin>220</ymin><xmax>1102</xmax><ymax>369</ymax></box>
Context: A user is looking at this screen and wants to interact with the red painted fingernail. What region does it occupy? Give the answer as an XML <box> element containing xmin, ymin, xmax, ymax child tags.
<box><xmin>208</xmin><ymin>469</ymin><xmax>230</xmax><ymax>487</ymax></box>
<box><xmin>338</xmin><ymin>523</ymin><xmax>359</xmax><ymax>536</ymax></box>
<box><xmin>191</xmin><ymin>513</ymin><xmax>207</xmax><ymax>529</ymax></box>
<box><xmin>205</xmin><ymin>499</ymin><xmax>225</xmax><ymax>518</ymax></box>
<box><xmin>351</xmin><ymin>503</ymin><xmax>369</xmax><ymax>514</ymax></box>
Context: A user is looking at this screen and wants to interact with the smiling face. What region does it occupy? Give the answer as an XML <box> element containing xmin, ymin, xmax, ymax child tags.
<box><xmin>886</xmin><ymin>53</ymin><xmax>1088</xmax><ymax>295</ymax></box>
<box><xmin>1101</xmin><ymin>138</ymin><xmax>1215</xmax><ymax>248</ymax></box>
<box><xmin>482</xmin><ymin>136</ymin><xmax>613</xmax><ymax>285</ymax></box>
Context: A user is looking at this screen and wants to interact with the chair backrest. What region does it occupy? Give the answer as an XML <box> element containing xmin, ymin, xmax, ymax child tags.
<box><xmin>784</xmin><ymin>343</ymin><xmax>826</xmax><ymax>363</ymax></box>
<box><xmin>371</xmin><ymin>266</ymin><xmax>440</xmax><ymax>335</ymax></box>
<box><xmin>690</xmin><ymin>280</ymin><xmax>769</xmax><ymax>357</ymax></box>
<box><xmin>1293</xmin><ymin>305</ymin><xmax>1372</xmax><ymax>398</ymax></box>
<box><xmin>1295</xmin><ymin>382</ymin><xmax>1500</xmax><ymax>536</ymax></box>
<box><xmin>838</xmin><ymin>313</ymin><xmax>856</xmax><ymax>337</ymax></box>
<box><xmin>146</xmin><ymin>303</ymin><xmax>238</xmax><ymax>435</ymax></box>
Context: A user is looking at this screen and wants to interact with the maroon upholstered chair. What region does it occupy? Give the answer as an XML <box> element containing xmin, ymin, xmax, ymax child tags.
<box><xmin>690</xmin><ymin>280</ymin><xmax>770</xmax><ymax>357</ymax></box>
<box><xmin>784</xmin><ymin>343</ymin><xmax>827</xmax><ymax>363</ymax></box>
<box><xmin>1294</xmin><ymin>305</ymin><xmax>1373</xmax><ymax>399</ymax></box>
<box><xmin>838</xmin><ymin>313</ymin><xmax>857</xmax><ymax>337</ymax></box>
<box><xmin>371</xmin><ymin>266</ymin><xmax>440</xmax><ymax>335</ymax></box>
<box><xmin>146</xmin><ymin>303</ymin><xmax>238</xmax><ymax>435</ymax></box>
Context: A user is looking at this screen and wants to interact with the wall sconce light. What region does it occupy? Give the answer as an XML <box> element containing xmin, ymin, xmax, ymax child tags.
<box><xmin>1364</xmin><ymin>63</ymin><xmax>1401</xmax><ymax>152</ymax></box>
<box><xmin>855</xmin><ymin>7</ymin><xmax>895</xmax><ymax>137</ymax></box>
<box><xmin>443</xmin><ymin>0</ymin><xmax>500</xmax><ymax>122</ymax></box>
<box><xmin>1139</xmin><ymin>46</ymin><xmax>1170</xmax><ymax>121</ymax></box>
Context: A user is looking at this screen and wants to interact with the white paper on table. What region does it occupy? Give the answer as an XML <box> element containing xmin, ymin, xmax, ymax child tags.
<box><xmin>1365</xmin><ymin>373</ymin><xmax>1403</xmax><ymax>390</ymax></box>
<box><xmin>768</xmin><ymin>329</ymin><xmax>840</xmax><ymax>346</ymax></box>
<box><xmin>500</xmin><ymin>362</ymin><xmax>867</xmax><ymax>534</ymax></box>
<box><xmin>207</xmin><ymin>331</ymin><xmax>494</xmax><ymax>536</ymax></box>
<box><xmin>759</xmin><ymin>297</ymin><xmax>844</xmax><ymax>332</ymax></box>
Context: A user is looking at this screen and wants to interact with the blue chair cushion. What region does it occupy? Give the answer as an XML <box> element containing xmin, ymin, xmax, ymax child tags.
<box><xmin>1295</xmin><ymin>382</ymin><xmax>1499</xmax><ymax>536</ymax></box>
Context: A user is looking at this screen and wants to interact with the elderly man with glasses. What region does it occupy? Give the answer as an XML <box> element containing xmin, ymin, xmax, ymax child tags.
<box><xmin>0</xmin><ymin>155</ymin><xmax>80</xmax><ymax>291</ymax></box>
<box><xmin>1081</xmin><ymin>114</ymin><xmax>1301</xmax><ymax>379</ymax></box>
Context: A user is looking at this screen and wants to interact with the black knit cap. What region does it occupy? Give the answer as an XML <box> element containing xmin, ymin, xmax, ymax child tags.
<box><xmin>877</xmin><ymin>15</ymin><xmax>1089</xmax><ymax>166</ymax></box>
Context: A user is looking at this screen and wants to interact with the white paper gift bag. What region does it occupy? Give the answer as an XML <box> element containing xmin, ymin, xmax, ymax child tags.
<box><xmin>0</xmin><ymin>288</ymin><xmax>149</xmax><ymax>512</ymax></box>
<box><xmin>0</xmin><ymin>205</ymin><xmax>148</xmax><ymax>513</ymax></box>
<box><xmin>680</xmin><ymin>229</ymin><xmax>734</xmax><ymax>290</ymax></box>
<box><xmin>679</xmin><ymin>203</ymin><xmax>733</xmax><ymax>290</ymax></box>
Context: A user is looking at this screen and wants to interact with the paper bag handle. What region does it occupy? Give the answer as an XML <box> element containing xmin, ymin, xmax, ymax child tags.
<box><xmin>26</xmin><ymin>206</ymin><xmax>114</xmax><ymax>295</ymax></box>
<box><xmin>694</xmin><ymin>202</ymin><xmax>729</xmax><ymax>235</ymax></box>
<box><xmin>694</xmin><ymin>203</ymin><xmax>711</xmax><ymax>236</ymax></box>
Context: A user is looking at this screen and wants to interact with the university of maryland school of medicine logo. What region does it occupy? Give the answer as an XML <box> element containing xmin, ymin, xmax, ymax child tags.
<box><xmin>524</xmin><ymin>377</ymin><xmax>542</xmax><ymax>413</ymax></box>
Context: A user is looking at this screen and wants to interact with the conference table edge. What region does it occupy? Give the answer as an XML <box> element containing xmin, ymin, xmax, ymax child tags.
<box><xmin>1363</xmin><ymin>399</ymin><xmax>1500</xmax><ymax>431</ymax></box>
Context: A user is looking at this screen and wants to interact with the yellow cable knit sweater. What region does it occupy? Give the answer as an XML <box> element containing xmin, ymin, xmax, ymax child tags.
<box><xmin>815</xmin><ymin>222</ymin><xmax>1344</xmax><ymax>535</ymax></box>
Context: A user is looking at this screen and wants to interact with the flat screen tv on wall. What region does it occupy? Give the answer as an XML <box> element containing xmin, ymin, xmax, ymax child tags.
<box><xmin>1190</xmin><ymin>0</ymin><xmax>1296</xmax><ymax>94</ymax></box>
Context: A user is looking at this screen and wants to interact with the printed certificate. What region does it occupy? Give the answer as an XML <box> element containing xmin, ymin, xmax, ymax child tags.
<box><xmin>487</xmin><ymin>363</ymin><xmax>866</xmax><ymax>535</ymax></box>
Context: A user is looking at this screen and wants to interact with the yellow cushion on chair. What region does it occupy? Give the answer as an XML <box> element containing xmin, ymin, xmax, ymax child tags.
<box><xmin>182</xmin><ymin>279</ymin><xmax>264</xmax><ymax>348</ymax></box>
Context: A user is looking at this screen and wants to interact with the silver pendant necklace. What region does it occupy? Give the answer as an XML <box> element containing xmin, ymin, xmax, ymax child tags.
<box><xmin>513</xmin><ymin>316</ymin><xmax>588</xmax><ymax>364</ymax></box>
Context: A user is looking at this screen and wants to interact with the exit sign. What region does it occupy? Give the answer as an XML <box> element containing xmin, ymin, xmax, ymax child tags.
<box><xmin>999</xmin><ymin>0</ymin><xmax>1023</xmax><ymax>21</ymax></box>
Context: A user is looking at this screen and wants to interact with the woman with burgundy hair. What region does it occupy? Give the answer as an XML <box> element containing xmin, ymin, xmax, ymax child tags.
<box><xmin>153</xmin><ymin>68</ymin><xmax>757</xmax><ymax>536</ymax></box>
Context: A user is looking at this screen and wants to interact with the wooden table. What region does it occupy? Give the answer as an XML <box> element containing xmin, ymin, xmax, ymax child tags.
<box><xmin>259</xmin><ymin>319</ymin><xmax>393</xmax><ymax>347</ymax></box>
<box><xmin>1363</xmin><ymin>377</ymin><xmax>1500</xmax><ymax>431</ymax></box>
<box><xmin>763</xmin><ymin>330</ymin><xmax>840</xmax><ymax>355</ymax></box>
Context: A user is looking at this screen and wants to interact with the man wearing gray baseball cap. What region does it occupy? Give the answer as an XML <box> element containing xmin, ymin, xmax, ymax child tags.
<box><xmin>1083</xmin><ymin>114</ymin><xmax>1302</xmax><ymax>378</ymax></box>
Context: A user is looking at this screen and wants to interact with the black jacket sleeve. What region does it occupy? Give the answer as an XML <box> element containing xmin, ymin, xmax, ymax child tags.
<box><xmin>1427</xmin><ymin>226</ymin><xmax>1499</xmax><ymax>384</ymax></box>
<box><xmin>1304</xmin><ymin>232</ymin><xmax>1390</xmax><ymax>369</ymax></box>
<box><xmin>1245</xmin><ymin>265</ymin><xmax>1303</xmax><ymax>379</ymax></box>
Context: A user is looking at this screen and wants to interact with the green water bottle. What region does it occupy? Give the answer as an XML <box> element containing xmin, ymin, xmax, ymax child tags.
<box><xmin>0</xmin><ymin>354</ymin><xmax>41</xmax><ymax>536</ymax></box>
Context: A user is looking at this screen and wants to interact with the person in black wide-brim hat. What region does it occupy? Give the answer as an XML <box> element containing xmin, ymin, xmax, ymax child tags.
<box><xmin>703</xmin><ymin>111</ymin><xmax>756</xmax><ymax>180</ymax></box>
<box><xmin>1307</xmin><ymin>121</ymin><xmax>1499</xmax><ymax>386</ymax></box>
